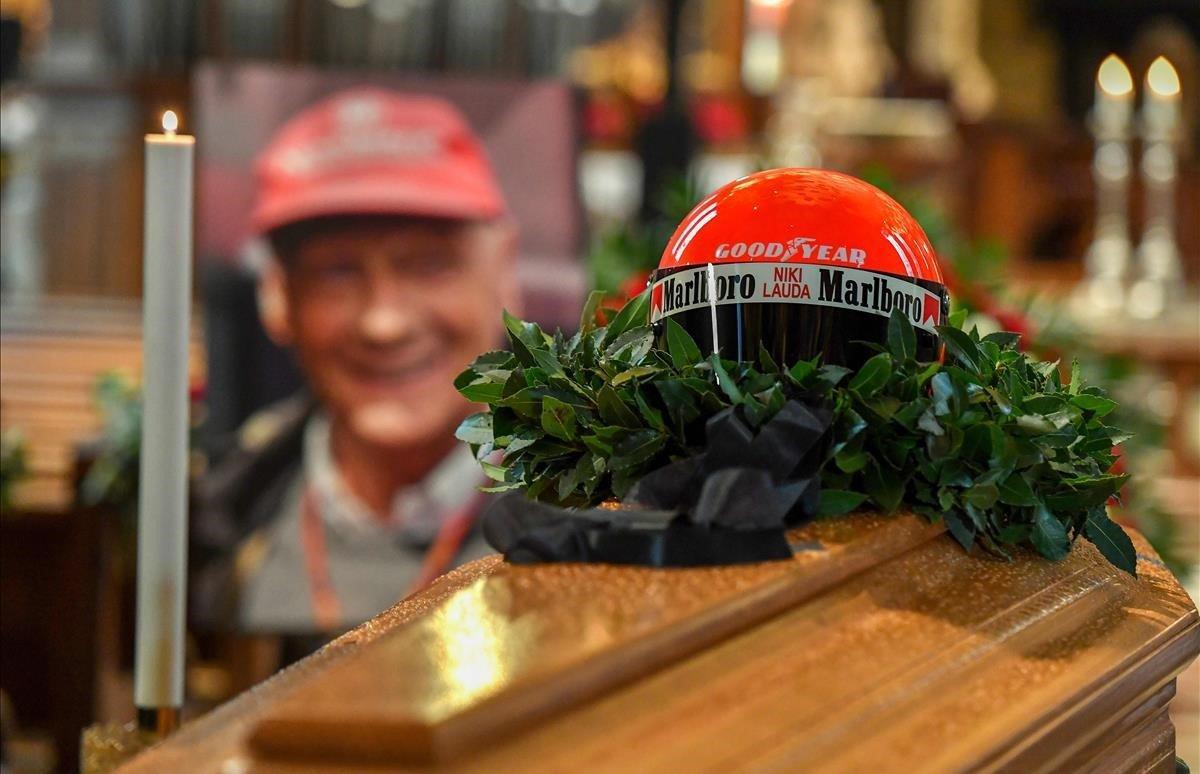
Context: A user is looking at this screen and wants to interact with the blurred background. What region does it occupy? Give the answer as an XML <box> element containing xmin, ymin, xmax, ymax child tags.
<box><xmin>0</xmin><ymin>0</ymin><xmax>1197</xmax><ymax>770</ymax></box>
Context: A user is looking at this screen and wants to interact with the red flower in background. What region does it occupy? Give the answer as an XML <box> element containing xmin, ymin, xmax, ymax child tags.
<box><xmin>619</xmin><ymin>269</ymin><xmax>651</xmax><ymax>301</ymax></box>
<box><xmin>692</xmin><ymin>96</ymin><xmax>747</xmax><ymax>146</ymax></box>
<box><xmin>583</xmin><ymin>94</ymin><xmax>633</xmax><ymax>145</ymax></box>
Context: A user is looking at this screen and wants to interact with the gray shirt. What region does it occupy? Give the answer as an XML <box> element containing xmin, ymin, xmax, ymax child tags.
<box><xmin>238</xmin><ymin>415</ymin><xmax>492</xmax><ymax>633</ymax></box>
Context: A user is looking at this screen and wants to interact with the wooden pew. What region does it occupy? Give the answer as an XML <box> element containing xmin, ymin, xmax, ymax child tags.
<box><xmin>0</xmin><ymin>296</ymin><xmax>203</xmax><ymax>509</ymax></box>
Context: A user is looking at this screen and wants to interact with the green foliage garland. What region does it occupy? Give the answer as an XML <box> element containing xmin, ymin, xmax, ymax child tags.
<box><xmin>456</xmin><ymin>292</ymin><xmax>1139</xmax><ymax>575</ymax></box>
<box><xmin>0</xmin><ymin>428</ymin><xmax>29</xmax><ymax>509</ymax></box>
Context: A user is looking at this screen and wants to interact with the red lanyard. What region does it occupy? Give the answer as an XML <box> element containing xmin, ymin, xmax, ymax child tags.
<box><xmin>299</xmin><ymin>484</ymin><xmax>486</xmax><ymax>634</ymax></box>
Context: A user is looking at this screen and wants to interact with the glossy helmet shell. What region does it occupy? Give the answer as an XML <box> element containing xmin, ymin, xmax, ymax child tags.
<box><xmin>650</xmin><ymin>168</ymin><xmax>947</xmax><ymax>369</ymax></box>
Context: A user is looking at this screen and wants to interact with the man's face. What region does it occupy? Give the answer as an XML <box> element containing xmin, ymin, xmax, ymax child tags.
<box><xmin>272</xmin><ymin>218</ymin><xmax>517</xmax><ymax>450</ymax></box>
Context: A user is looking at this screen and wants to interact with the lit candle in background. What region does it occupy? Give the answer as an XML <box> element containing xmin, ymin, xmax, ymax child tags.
<box><xmin>1130</xmin><ymin>57</ymin><xmax>1184</xmax><ymax>320</ymax></box>
<box><xmin>1077</xmin><ymin>54</ymin><xmax>1134</xmax><ymax>317</ymax></box>
<box><xmin>1143</xmin><ymin>56</ymin><xmax>1181</xmax><ymax>138</ymax></box>
<box><xmin>135</xmin><ymin>109</ymin><xmax>194</xmax><ymax>735</ymax></box>
<box><xmin>741</xmin><ymin>0</ymin><xmax>794</xmax><ymax>96</ymax></box>
<box><xmin>1094</xmin><ymin>54</ymin><xmax>1134</xmax><ymax>137</ymax></box>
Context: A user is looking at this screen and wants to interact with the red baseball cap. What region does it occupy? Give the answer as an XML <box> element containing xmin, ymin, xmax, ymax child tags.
<box><xmin>251</xmin><ymin>88</ymin><xmax>507</xmax><ymax>234</ymax></box>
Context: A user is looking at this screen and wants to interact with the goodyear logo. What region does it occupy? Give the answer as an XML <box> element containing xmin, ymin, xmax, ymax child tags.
<box><xmin>713</xmin><ymin>237</ymin><xmax>867</xmax><ymax>267</ymax></box>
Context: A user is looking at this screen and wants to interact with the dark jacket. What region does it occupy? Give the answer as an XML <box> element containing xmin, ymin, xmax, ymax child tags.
<box><xmin>190</xmin><ymin>394</ymin><xmax>315</xmax><ymax>632</ymax></box>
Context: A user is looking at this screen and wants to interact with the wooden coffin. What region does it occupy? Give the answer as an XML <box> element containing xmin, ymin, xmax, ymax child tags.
<box><xmin>124</xmin><ymin>512</ymin><xmax>1199</xmax><ymax>772</ymax></box>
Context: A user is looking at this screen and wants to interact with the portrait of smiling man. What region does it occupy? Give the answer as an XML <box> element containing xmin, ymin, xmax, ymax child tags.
<box><xmin>191</xmin><ymin>88</ymin><xmax>519</xmax><ymax>660</ymax></box>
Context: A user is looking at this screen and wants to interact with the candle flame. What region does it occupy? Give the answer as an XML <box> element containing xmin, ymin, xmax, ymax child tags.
<box><xmin>161</xmin><ymin>110</ymin><xmax>179</xmax><ymax>135</ymax></box>
<box><xmin>1097</xmin><ymin>54</ymin><xmax>1133</xmax><ymax>97</ymax></box>
<box><xmin>1147</xmin><ymin>56</ymin><xmax>1180</xmax><ymax>97</ymax></box>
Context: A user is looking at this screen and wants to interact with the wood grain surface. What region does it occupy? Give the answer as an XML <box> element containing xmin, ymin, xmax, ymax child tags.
<box><xmin>121</xmin><ymin>512</ymin><xmax>1200</xmax><ymax>773</ymax></box>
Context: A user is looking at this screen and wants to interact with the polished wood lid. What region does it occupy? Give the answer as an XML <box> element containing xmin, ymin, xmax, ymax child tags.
<box><xmin>124</xmin><ymin>512</ymin><xmax>1199</xmax><ymax>772</ymax></box>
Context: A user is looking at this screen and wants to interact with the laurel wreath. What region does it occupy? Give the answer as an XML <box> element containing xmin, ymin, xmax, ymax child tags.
<box><xmin>455</xmin><ymin>290</ymin><xmax>1138</xmax><ymax>575</ymax></box>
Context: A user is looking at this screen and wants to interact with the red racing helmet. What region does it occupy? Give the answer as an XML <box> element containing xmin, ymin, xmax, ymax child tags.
<box><xmin>650</xmin><ymin>168</ymin><xmax>947</xmax><ymax>369</ymax></box>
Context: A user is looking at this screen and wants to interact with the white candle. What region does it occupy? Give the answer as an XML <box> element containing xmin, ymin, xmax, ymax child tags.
<box><xmin>135</xmin><ymin>110</ymin><xmax>194</xmax><ymax>720</ymax></box>
<box><xmin>1078</xmin><ymin>54</ymin><xmax>1134</xmax><ymax>318</ymax></box>
<box><xmin>1094</xmin><ymin>54</ymin><xmax>1133</xmax><ymax>139</ymax></box>
<box><xmin>1129</xmin><ymin>56</ymin><xmax>1184</xmax><ymax>320</ymax></box>
<box><xmin>1143</xmin><ymin>56</ymin><xmax>1181</xmax><ymax>140</ymax></box>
